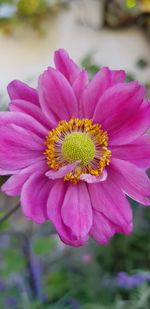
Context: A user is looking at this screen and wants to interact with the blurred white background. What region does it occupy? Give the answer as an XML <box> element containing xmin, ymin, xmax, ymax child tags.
<box><xmin>0</xmin><ymin>1</ymin><xmax>149</xmax><ymax>98</ymax></box>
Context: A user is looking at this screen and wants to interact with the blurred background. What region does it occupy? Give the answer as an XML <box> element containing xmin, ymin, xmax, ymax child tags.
<box><xmin>0</xmin><ymin>1</ymin><xmax>150</xmax><ymax>308</ymax></box>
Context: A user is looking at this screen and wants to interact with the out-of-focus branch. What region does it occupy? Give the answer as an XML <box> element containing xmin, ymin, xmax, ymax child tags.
<box><xmin>0</xmin><ymin>203</ymin><xmax>20</xmax><ymax>224</ymax></box>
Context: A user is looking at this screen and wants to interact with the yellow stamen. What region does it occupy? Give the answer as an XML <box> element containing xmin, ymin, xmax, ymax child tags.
<box><xmin>44</xmin><ymin>117</ymin><xmax>111</xmax><ymax>183</ymax></box>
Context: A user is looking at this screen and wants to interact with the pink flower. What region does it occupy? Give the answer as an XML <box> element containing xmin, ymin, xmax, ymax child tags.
<box><xmin>1</xmin><ymin>49</ymin><xmax>150</xmax><ymax>247</ymax></box>
<box><xmin>82</xmin><ymin>253</ymin><xmax>93</xmax><ymax>264</ymax></box>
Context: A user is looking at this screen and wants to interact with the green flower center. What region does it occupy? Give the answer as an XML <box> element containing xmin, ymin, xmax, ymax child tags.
<box><xmin>61</xmin><ymin>132</ymin><xmax>95</xmax><ymax>165</ymax></box>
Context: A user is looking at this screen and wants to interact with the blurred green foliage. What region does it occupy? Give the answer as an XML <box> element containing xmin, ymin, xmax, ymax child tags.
<box><xmin>32</xmin><ymin>236</ymin><xmax>56</xmax><ymax>256</ymax></box>
<box><xmin>17</xmin><ymin>0</ymin><xmax>48</xmax><ymax>16</ymax></box>
<box><xmin>0</xmin><ymin>0</ymin><xmax>64</xmax><ymax>34</ymax></box>
<box><xmin>1</xmin><ymin>248</ymin><xmax>25</xmax><ymax>276</ymax></box>
<box><xmin>136</xmin><ymin>58</ymin><xmax>149</xmax><ymax>70</ymax></box>
<box><xmin>0</xmin><ymin>212</ymin><xmax>149</xmax><ymax>308</ymax></box>
<box><xmin>81</xmin><ymin>53</ymin><xmax>100</xmax><ymax>78</ymax></box>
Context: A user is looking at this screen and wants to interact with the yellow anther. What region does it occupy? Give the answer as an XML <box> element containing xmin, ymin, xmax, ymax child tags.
<box><xmin>44</xmin><ymin>117</ymin><xmax>111</xmax><ymax>183</ymax></box>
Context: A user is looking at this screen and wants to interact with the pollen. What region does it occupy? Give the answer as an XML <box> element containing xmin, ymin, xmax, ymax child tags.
<box><xmin>44</xmin><ymin>117</ymin><xmax>111</xmax><ymax>183</ymax></box>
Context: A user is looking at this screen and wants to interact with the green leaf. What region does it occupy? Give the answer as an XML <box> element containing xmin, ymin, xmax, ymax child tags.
<box><xmin>1</xmin><ymin>248</ymin><xmax>25</xmax><ymax>276</ymax></box>
<box><xmin>32</xmin><ymin>236</ymin><xmax>56</xmax><ymax>256</ymax></box>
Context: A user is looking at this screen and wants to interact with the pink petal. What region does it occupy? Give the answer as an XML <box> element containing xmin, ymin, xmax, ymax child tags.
<box><xmin>82</xmin><ymin>67</ymin><xmax>126</xmax><ymax>118</ymax></box>
<box><xmin>0</xmin><ymin>124</ymin><xmax>44</xmax><ymax>171</ymax></box>
<box><xmin>47</xmin><ymin>180</ymin><xmax>88</xmax><ymax>246</ymax></box>
<box><xmin>80</xmin><ymin>170</ymin><xmax>107</xmax><ymax>183</ymax></box>
<box><xmin>109</xmin><ymin>99</ymin><xmax>150</xmax><ymax>145</ymax></box>
<box><xmin>0</xmin><ymin>168</ymin><xmax>20</xmax><ymax>175</ymax></box>
<box><xmin>0</xmin><ymin>111</ymin><xmax>48</xmax><ymax>138</ymax></box>
<box><xmin>7</xmin><ymin>80</ymin><xmax>39</xmax><ymax>106</ymax></box>
<box><xmin>110</xmin><ymin>70</ymin><xmax>126</xmax><ymax>84</ymax></box>
<box><xmin>93</xmin><ymin>81</ymin><xmax>145</xmax><ymax>132</ymax></box>
<box><xmin>45</xmin><ymin>161</ymin><xmax>80</xmax><ymax>179</ymax></box>
<box><xmin>61</xmin><ymin>182</ymin><xmax>93</xmax><ymax>238</ymax></box>
<box><xmin>73</xmin><ymin>69</ymin><xmax>88</xmax><ymax>102</ymax></box>
<box><xmin>90</xmin><ymin>210</ymin><xmax>116</xmax><ymax>245</ymax></box>
<box><xmin>1</xmin><ymin>160</ymin><xmax>47</xmax><ymax>196</ymax></box>
<box><xmin>111</xmin><ymin>135</ymin><xmax>150</xmax><ymax>169</ymax></box>
<box><xmin>38</xmin><ymin>68</ymin><xmax>78</xmax><ymax>127</ymax></box>
<box><xmin>9</xmin><ymin>99</ymin><xmax>51</xmax><ymax>130</ymax></box>
<box><xmin>90</xmin><ymin>210</ymin><xmax>133</xmax><ymax>245</ymax></box>
<box><xmin>21</xmin><ymin>172</ymin><xmax>52</xmax><ymax>224</ymax></box>
<box><xmin>89</xmin><ymin>178</ymin><xmax>133</xmax><ymax>233</ymax></box>
<box><xmin>47</xmin><ymin>180</ymin><xmax>66</xmax><ymax>223</ymax></box>
<box><xmin>60</xmin><ymin>233</ymin><xmax>88</xmax><ymax>247</ymax></box>
<box><xmin>54</xmin><ymin>49</ymin><xmax>81</xmax><ymax>84</ymax></box>
<box><xmin>111</xmin><ymin>159</ymin><xmax>150</xmax><ymax>205</ymax></box>
<box><xmin>2</xmin><ymin>174</ymin><xmax>28</xmax><ymax>196</ymax></box>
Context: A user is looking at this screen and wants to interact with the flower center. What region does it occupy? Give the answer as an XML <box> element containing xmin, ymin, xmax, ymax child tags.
<box><xmin>44</xmin><ymin>118</ymin><xmax>111</xmax><ymax>183</ymax></box>
<box><xmin>61</xmin><ymin>132</ymin><xmax>95</xmax><ymax>165</ymax></box>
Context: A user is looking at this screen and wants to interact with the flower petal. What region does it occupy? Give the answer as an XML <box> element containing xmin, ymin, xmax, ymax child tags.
<box><xmin>80</xmin><ymin>170</ymin><xmax>107</xmax><ymax>183</ymax></box>
<box><xmin>9</xmin><ymin>99</ymin><xmax>51</xmax><ymax>130</ymax></box>
<box><xmin>91</xmin><ymin>210</ymin><xmax>133</xmax><ymax>244</ymax></box>
<box><xmin>110</xmin><ymin>70</ymin><xmax>126</xmax><ymax>84</ymax></box>
<box><xmin>73</xmin><ymin>70</ymin><xmax>88</xmax><ymax>100</ymax></box>
<box><xmin>93</xmin><ymin>81</ymin><xmax>145</xmax><ymax>132</ymax></box>
<box><xmin>38</xmin><ymin>67</ymin><xmax>78</xmax><ymax>127</ymax></box>
<box><xmin>0</xmin><ymin>168</ymin><xmax>20</xmax><ymax>175</ymax></box>
<box><xmin>111</xmin><ymin>135</ymin><xmax>150</xmax><ymax>169</ymax></box>
<box><xmin>0</xmin><ymin>111</ymin><xmax>48</xmax><ymax>138</ymax></box>
<box><xmin>45</xmin><ymin>161</ymin><xmax>80</xmax><ymax>179</ymax></box>
<box><xmin>109</xmin><ymin>100</ymin><xmax>150</xmax><ymax>145</ymax></box>
<box><xmin>111</xmin><ymin>159</ymin><xmax>150</xmax><ymax>205</ymax></box>
<box><xmin>21</xmin><ymin>172</ymin><xmax>52</xmax><ymax>224</ymax></box>
<box><xmin>61</xmin><ymin>182</ymin><xmax>93</xmax><ymax>238</ymax></box>
<box><xmin>89</xmin><ymin>177</ymin><xmax>133</xmax><ymax>233</ymax></box>
<box><xmin>47</xmin><ymin>180</ymin><xmax>88</xmax><ymax>246</ymax></box>
<box><xmin>0</xmin><ymin>124</ymin><xmax>44</xmax><ymax>171</ymax></box>
<box><xmin>54</xmin><ymin>49</ymin><xmax>81</xmax><ymax>84</ymax></box>
<box><xmin>7</xmin><ymin>80</ymin><xmax>39</xmax><ymax>105</ymax></box>
<box><xmin>60</xmin><ymin>235</ymin><xmax>88</xmax><ymax>247</ymax></box>
<box><xmin>1</xmin><ymin>160</ymin><xmax>47</xmax><ymax>196</ymax></box>
<box><xmin>82</xmin><ymin>67</ymin><xmax>126</xmax><ymax>118</ymax></box>
<box><xmin>90</xmin><ymin>210</ymin><xmax>116</xmax><ymax>245</ymax></box>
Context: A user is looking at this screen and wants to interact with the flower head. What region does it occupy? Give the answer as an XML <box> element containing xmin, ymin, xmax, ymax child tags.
<box><xmin>1</xmin><ymin>49</ymin><xmax>150</xmax><ymax>246</ymax></box>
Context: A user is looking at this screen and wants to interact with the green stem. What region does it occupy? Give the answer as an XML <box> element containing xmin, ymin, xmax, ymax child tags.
<box><xmin>0</xmin><ymin>203</ymin><xmax>20</xmax><ymax>224</ymax></box>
